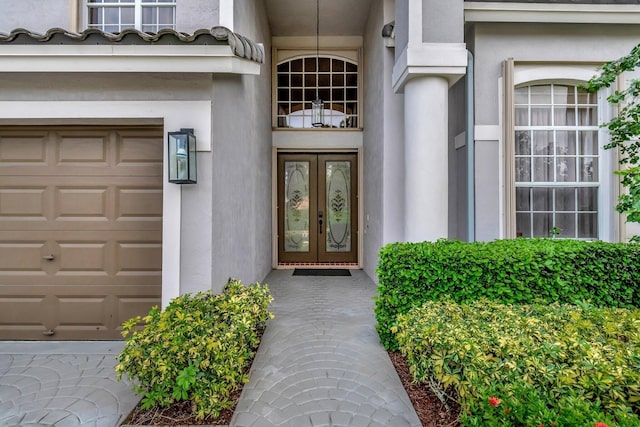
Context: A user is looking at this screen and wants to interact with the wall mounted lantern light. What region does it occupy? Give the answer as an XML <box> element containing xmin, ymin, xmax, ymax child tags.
<box><xmin>168</xmin><ymin>128</ymin><xmax>197</xmax><ymax>184</ymax></box>
<box><xmin>311</xmin><ymin>0</ymin><xmax>324</xmax><ymax>127</ymax></box>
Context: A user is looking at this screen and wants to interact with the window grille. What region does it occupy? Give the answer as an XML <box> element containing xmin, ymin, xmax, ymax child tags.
<box><xmin>514</xmin><ymin>84</ymin><xmax>599</xmax><ymax>239</ymax></box>
<box><xmin>87</xmin><ymin>0</ymin><xmax>175</xmax><ymax>33</ymax></box>
<box><xmin>276</xmin><ymin>56</ymin><xmax>359</xmax><ymax>129</ymax></box>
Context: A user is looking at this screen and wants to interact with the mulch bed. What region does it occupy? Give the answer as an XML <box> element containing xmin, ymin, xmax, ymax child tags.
<box><xmin>123</xmin><ymin>338</ymin><xmax>460</xmax><ymax>426</ymax></box>
<box><xmin>123</xmin><ymin>329</ymin><xmax>263</xmax><ymax>426</ymax></box>
<box><xmin>388</xmin><ymin>351</ymin><xmax>461</xmax><ymax>427</ymax></box>
<box><xmin>123</xmin><ymin>392</ymin><xmax>237</xmax><ymax>426</ymax></box>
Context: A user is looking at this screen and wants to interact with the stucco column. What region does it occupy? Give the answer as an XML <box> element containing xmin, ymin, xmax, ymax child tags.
<box><xmin>404</xmin><ymin>75</ymin><xmax>449</xmax><ymax>242</ymax></box>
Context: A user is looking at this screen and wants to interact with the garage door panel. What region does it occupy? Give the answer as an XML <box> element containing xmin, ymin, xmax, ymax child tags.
<box><xmin>0</xmin><ymin>296</ymin><xmax>46</xmax><ymax>325</ymax></box>
<box><xmin>0</xmin><ymin>134</ymin><xmax>49</xmax><ymax>165</ymax></box>
<box><xmin>57</xmin><ymin>134</ymin><xmax>108</xmax><ymax>165</ymax></box>
<box><xmin>0</xmin><ymin>187</ymin><xmax>48</xmax><ymax>220</ymax></box>
<box><xmin>116</xmin><ymin>242</ymin><xmax>162</xmax><ymax>273</ymax></box>
<box><xmin>0</xmin><ymin>241</ymin><xmax>47</xmax><ymax>272</ymax></box>
<box><xmin>117</xmin><ymin>133</ymin><xmax>163</xmax><ymax>165</ymax></box>
<box><xmin>0</xmin><ymin>293</ymin><xmax>54</xmax><ymax>339</ymax></box>
<box><xmin>117</xmin><ymin>297</ymin><xmax>160</xmax><ymax>325</ymax></box>
<box><xmin>57</xmin><ymin>242</ymin><xmax>109</xmax><ymax>273</ymax></box>
<box><xmin>116</xmin><ymin>188</ymin><xmax>162</xmax><ymax>219</ymax></box>
<box><xmin>56</xmin><ymin>187</ymin><xmax>108</xmax><ymax>220</ymax></box>
<box><xmin>0</xmin><ymin>126</ymin><xmax>162</xmax><ymax>340</ymax></box>
<box><xmin>0</xmin><ymin>287</ymin><xmax>160</xmax><ymax>339</ymax></box>
<box><xmin>57</xmin><ymin>296</ymin><xmax>108</xmax><ymax>326</ymax></box>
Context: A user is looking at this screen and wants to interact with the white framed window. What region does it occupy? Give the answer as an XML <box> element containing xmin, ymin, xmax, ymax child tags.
<box><xmin>87</xmin><ymin>0</ymin><xmax>176</xmax><ymax>33</ymax></box>
<box><xmin>275</xmin><ymin>55</ymin><xmax>360</xmax><ymax>129</ymax></box>
<box><xmin>514</xmin><ymin>83</ymin><xmax>602</xmax><ymax>239</ymax></box>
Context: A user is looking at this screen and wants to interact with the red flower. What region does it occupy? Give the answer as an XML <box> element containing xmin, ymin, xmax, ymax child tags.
<box><xmin>594</xmin><ymin>423</ymin><xmax>609</xmax><ymax>427</ymax></box>
<box><xmin>488</xmin><ymin>396</ymin><xmax>501</xmax><ymax>407</ymax></box>
<box><xmin>504</xmin><ymin>408</ymin><xmax>511</xmax><ymax>414</ymax></box>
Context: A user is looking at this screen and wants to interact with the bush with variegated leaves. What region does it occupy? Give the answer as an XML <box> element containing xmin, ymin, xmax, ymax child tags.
<box><xmin>395</xmin><ymin>299</ymin><xmax>640</xmax><ymax>426</ymax></box>
<box><xmin>376</xmin><ymin>239</ymin><xmax>640</xmax><ymax>351</ymax></box>
<box><xmin>115</xmin><ymin>279</ymin><xmax>273</xmax><ymax>419</ymax></box>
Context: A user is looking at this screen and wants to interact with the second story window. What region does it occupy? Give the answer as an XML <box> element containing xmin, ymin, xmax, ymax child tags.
<box><xmin>87</xmin><ymin>0</ymin><xmax>176</xmax><ymax>33</ymax></box>
<box><xmin>276</xmin><ymin>56</ymin><xmax>359</xmax><ymax>129</ymax></box>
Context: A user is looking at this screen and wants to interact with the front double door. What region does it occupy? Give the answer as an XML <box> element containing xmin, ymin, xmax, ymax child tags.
<box><xmin>278</xmin><ymin>153</ymin><xmax>358</xmax><ymax>263</ymax></box>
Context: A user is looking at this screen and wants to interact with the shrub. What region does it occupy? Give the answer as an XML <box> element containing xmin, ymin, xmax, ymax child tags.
<box><xmin>375</xmin><ymin>239</ymin><xmax>640</xmax><ymax>350</ymax></box>
<box><xmin>395</xmin><ymin>299</ymin><xmax>640</xmax><ymax>426</ymax></box>
<box><xmin>115</xmin><ymin>279</ymin><xmax>273</xmax><ymax>419</ymax></box>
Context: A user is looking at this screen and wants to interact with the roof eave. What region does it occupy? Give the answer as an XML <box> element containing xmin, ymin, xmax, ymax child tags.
<box><xmin>465</xmin><ymin>2</ymin><xmax>640</xmax><ymax>24</ymax></box>
<box><xmin>0</xmin><ymin>44</ymin><xmax>261</xmax><ymax>74</ymax></box>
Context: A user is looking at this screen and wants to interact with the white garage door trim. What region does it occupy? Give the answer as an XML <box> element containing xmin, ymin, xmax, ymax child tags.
<box><xmin>0</xmin><ymin>100</ymin><xmax>213</xmax><ymax>308</ymax></box>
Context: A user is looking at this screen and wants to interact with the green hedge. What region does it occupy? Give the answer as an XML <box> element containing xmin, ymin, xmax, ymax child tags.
<box><xmin>116</xmin><ymin>279</ymin><xmax>273</xmax><ymax>419</ymax></box>
<box><xmin>395</xmin><ymin>299</ymin><xmax>640</xmax><ymax>426</ymax></box>
<box><xmin>375</xmin><ymin>239</ymin><xmax>640</xmax><ymax>350</ymax></box>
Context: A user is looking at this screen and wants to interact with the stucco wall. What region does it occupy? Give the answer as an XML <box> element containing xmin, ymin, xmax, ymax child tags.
<box><xmin>382</xmin><ymin>47</ymin><xmax>406</xmax><ymax>247</ymax></box>
<box><xmin>362</xmin><ymin>0</ymin><xmax>406</xmax><ymax>281</ymax></box>
<box><xmin>208</xmin><ymin>0</ymin><xmax>272</xmax><ymax>292</ymax></box>
<box><xmin>470</xmin><ymin>22</ymin><xmax>640</xmax><ymax>241</ymax></box>
<box><xmin>475</xmin><ymin>140</ymin><xmax>500</xmax><ymax>241</ymax></box>
<box><xmin>363</xmin><ymin>0</ymin><xmax>385</xmax><ymax>280</ymax></box>
<box><xmin>422</xmin><ymin>0</ymin><xmax>463</xmax><ymax>43</ymax></box>
<box><xmin>0</xmin><ymin>0</ymin><xmax>219</xmax><ymax>34</ymax></box>
<box><xmin>448</xmin><ymin>78</ymin><xmax>467</xmax><ymax>240</ymax></box>
<box><xmin>0</xmin><ymin>0</ymin><xmax>70</xmax><ymax>33</ymax></box>
<box><xmin>473</xmin><ymin>23</ymin><xmax>640</xmax><ymax>126</ymax></box>
<box><xmin>394</xmin><ymin>0</ymin><xmax>408</xmax><ymax>62</ymax></box>
<box><xmin>0</xmin><ymin>73</ymin><xmax>212</xmax><ymax>102</ymax></box>
<box><xmin>176</xmin><ymin>0</ymin><xmax>220</xmax><ymax>33</ymax></box>
<box><xmin>627</xmin><ymin>222</ymin><xmax>640</xmax><ymax>241</ymax></box>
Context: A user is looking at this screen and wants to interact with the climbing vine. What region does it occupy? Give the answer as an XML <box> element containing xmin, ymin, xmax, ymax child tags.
<box><xmin>585</xmin><ymin>43</ymin><xmax>640</xmax><ymax>241</ymax></box>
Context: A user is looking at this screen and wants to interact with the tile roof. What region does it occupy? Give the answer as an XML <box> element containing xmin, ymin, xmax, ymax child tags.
<box><xmin>0</xmin><ymin>26</ymin><xmax>264</xmax><ymax>64</ymax></box>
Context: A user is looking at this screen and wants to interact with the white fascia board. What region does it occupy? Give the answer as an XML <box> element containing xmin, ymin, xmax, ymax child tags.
<box><xmin>392</xmin><ymin>43</ymin><xmax>468</xmax><ymax>93</ymax></box>
<box><xmin>465</xmin><ymin>2</ymin><xmax>640</xmax><ymax>24</ymax></box>
<box><xmin>0</xmin><ymin>100</ymin><xmax>213</xmax><ymax>151</ymax></box>
<box><xmin>0</xmin><ymin>45</ymin><xmax>261</xmax><ymax>74</ymax></box>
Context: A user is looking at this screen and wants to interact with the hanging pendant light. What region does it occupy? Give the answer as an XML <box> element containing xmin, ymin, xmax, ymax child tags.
<box><xmin>311</xmin><ymin>0</ymin><xmax>324</xmax><ymax>127</ymax></box>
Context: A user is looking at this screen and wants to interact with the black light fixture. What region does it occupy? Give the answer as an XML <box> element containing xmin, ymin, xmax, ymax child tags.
<box><xmin>311</xmin><ymin>0</ymin><xmax>324</xmax><ymax>127</ymax></box>
<box><xmin>168</xmin><ymin>128</ymin><xmax>197</xmax><ymax>184</ymax></box>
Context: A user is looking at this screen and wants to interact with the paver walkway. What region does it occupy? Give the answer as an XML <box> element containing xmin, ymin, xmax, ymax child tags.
<box><xmin>0</xmin><ymin>270</ymin><xmax>419</xmax><ymax>427</ymax></box>
<box><xmin>0</xmin><ymin>341</ymin><xmax>139</xmax><ymax>427</ymax></box>
<box><xmin>231</xmin><ymin>269</ymin><xmax>421</xmax><ymax>427</ymax></box>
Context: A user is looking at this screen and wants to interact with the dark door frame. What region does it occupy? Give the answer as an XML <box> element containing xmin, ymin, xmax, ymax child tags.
<box><xmin>277</xmin><ymin>151</ymin><xmax>358</xmax><ymax>265</ymax></box>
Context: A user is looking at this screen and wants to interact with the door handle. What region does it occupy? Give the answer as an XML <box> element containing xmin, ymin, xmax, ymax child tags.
<box><xmin>318</xmin><ymin>211</ymin><xmax>323</xmax><ymax>234</ymax></box>
<box><xmin>43</xmin><ymin>254</ymin><xmax>55</xmax><ymax>261</ymax></box>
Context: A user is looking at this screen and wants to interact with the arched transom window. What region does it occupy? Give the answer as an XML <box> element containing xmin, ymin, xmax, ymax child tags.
<box><xmin>276</xmin><ymin>56</ymin><xmax>359</xmax><ymax>129</ymax></box>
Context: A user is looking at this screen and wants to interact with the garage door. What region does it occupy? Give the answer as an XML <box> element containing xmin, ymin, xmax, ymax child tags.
<box><xmin>0</xmin><ymin>126</ymin><xmax>163</xmax><ymax>340</ymax></box>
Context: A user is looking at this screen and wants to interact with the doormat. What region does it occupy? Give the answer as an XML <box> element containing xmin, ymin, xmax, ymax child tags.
<box><xmin>293</xmin><ymin>269</ymin><xmax>352</xmax><ymax>277</ymax></box>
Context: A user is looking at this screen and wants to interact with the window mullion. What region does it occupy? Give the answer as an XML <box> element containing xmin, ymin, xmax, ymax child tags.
<box><xmin>135</xmin><ymin>0</ymin><xmax>142</xmax><ymax>30</ymax></box>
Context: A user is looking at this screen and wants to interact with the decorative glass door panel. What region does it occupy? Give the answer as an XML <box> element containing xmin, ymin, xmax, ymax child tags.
<box><xmin>278</xmin><ymin>153</ymin><xmax>357</xmax><ymax>264</ymax></box>
<box><xmin>284</xmin><ymin>161</ymin><xmax>311</xmax><ymax>253</ymax></box>
<box><xmin>322</xmin><ymin>160</ymin><xmax>352</xmax><ymax>254</ymax></box>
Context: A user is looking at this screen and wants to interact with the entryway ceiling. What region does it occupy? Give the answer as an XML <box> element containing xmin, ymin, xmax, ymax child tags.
<box><xmin>265</xmin><ymin>0</ymin><xmax>374</xmax><ymax>36</ymax></box>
